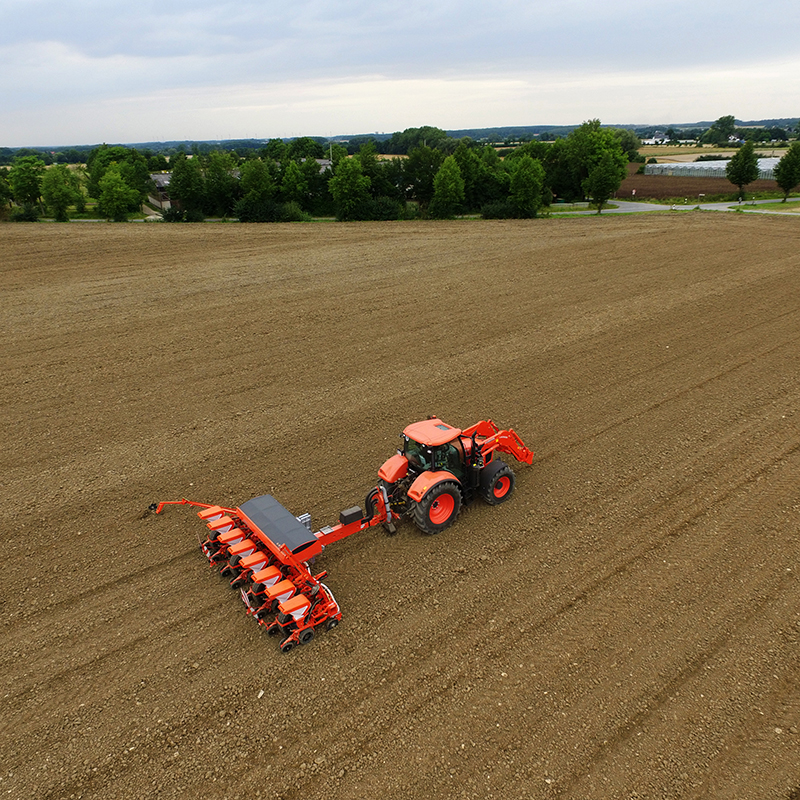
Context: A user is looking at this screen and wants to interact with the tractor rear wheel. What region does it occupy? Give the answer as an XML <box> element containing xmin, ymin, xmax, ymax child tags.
<box><xmin>480</xmin><ymin>461</ymin><xmax>515</xmax><ymax>505</ymax></box>
<box><xmin>414</xmin><ymin>481</ymin><xmax>462</xmax><ymax>535</ymax></box>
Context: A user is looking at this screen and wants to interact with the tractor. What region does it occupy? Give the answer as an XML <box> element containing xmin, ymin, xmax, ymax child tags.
<box><xmin>153</xmin><ymin>417</ymin><xmax>532</xmax><ymax>650</ymax></box>
<box><xmin>370</xmin><ymin>417</ymin><xmax>534</xmax><ymax>534</ymax></box>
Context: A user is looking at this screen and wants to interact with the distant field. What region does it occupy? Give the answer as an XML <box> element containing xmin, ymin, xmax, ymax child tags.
<box><xmin>617</xmin><ymin>162</ymin><xmax>779</xmax><ymax>201</ymax></box>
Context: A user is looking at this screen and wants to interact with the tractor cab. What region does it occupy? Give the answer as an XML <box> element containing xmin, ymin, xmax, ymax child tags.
<box><xmin>402</xmin><ymin>418</ymin><xmax>467</xmax><ymax>480</ymax></box>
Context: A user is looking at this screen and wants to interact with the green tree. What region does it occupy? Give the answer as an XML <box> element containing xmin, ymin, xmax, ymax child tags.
<box><xmin>726</xmin><ymin>139</ymin><xmax>759</xmax><ymax>197</ymax></box>
<box><xmin>382</xmin><ymin>126</ymin><xmax>451</xmax><ymax>155</ymax></box>
<box><xmin>405</xmin><ymin>145</ymin><xmax>445</xmax><ymax>211</ymax></box>
<box><xmin>329</xmin><ymin>143</ymin><xmax>349</xmax><ymax>168</ymax></box>
<box><xmin>701</xmin><ymin>114</ymin><xmax>737</xmax><ymax>146</ymax></box>
<box><xmin>287</xmin><ymin>137</ymin><xmax>325</xmax><ymax>161</ymax></box>
<box><xmin>0</xmin><ymin>167</ymin><xmax>11</xmax><ymax>210</ymax></box>
<box><xmin>263</xmin><ymin>139</ymin><xmax>288</xmax><ymax>163</ymax></box>
<box><xmin>582</xmin><ymin>150</ymin><xmax>624</xmax><ymax>213</ymax></box>
<box><xmin>773</xmin><ymin>142</ymin><xmax>800</xmax><ymax>201</ymax></box>
<box><xmin>299</xmin><ymin>156</ymin><xmax>328</xmax><ymax>212</ymax></box>
<box><xmin>566</xmin><ymin>120</ymin><xmax>627</xmax><ymax>201</ymax></box>
<box><xmin>234</xmin><ymin>158</ymin><xmax>280</xmax><ymax>222</ymax></box>
<box><xmin>328</xmin><ymin>156</ymin><xmax>371</xmax><ymax>220</ymax></box>
<box><xmin>41</xmin><ymin>164</ymin><xmax>83</xmax><ymax>221</ymax></box>
<box><xmin>509</xmin><ymin>155</ymin><xmax>546</xmax><ymax>218</ymax></box>
<box><xmin>9</xmin><ymin>155</ymin><xmax>46</xmax><ymax>206</ymax></box>
<box><xmin>203</xmin><ymin>151</ymin><xmax>238</xmax><ymax>216</ymax></box>
<box><xmin>429</xmin><ymin>156</ymin><xmax>465</xmax><ymax>219</ymax></box>
<box><xmin>612</xmin><ymin>128</ymin><xmax>642</xmax><ymax>162</ymax></box>
<box><xmin>239</xmin><ymin>158</ymin><xmax>275</xmax><ymax>201</ymax></box>
<box><xmin>97</xmin><ymin>166</ymin><xmax>140</xmax><ymax>221</ymax></box>
<box><xmin>168</xmin><ymin>154</ymin><xmax>205</xmax><ymax>216</ymax></box>
<box><xmin>280</xmin><ymin>160</ymin><xmax>308</xmax><ymax>206</ymax></box>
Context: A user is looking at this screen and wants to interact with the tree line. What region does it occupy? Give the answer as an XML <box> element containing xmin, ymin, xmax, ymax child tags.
<box><xmin>0</xmin><ymin>121</ymin><xmax>638</xmax><ymax>222</ymax></box>
<box><xmin>3</xmin><ymin>118</ymin><xmax>800</xmax><ymax>222</ymax></box>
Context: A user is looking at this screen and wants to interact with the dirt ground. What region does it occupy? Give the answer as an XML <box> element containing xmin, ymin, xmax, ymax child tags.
<box><xmin>2</xmin><ymin>215</ymin><xmax>799</xmax><ymax>800</ymax></box>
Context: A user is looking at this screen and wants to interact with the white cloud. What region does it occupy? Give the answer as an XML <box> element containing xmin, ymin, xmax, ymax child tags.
<box><xmin>1</xmin><ymin>0</ymin><xmax>799</xmax><ymax>144</ymax></box>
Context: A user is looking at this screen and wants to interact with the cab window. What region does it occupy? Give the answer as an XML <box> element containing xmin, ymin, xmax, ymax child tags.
<box><xmin>404</xmin><ymin>438</ymin><xmax>431</xmax><ymax>470</ymax></box>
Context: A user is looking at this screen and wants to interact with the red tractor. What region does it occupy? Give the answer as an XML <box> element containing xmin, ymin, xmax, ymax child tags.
<box><xmin>153</xmin><ymin>417</ymin><xmax>532</xmax><ymax>650</ymax></box>
<box><xmin>371</xmin><ymin>417</ymin><xmax>534</xmax><ymax>535</ymax></box>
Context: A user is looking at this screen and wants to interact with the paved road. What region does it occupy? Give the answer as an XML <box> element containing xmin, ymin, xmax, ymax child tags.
<box><xmin>567</xmin><ymin>198</ymin><xmax>799</xmax><ymax>216</ymax></box>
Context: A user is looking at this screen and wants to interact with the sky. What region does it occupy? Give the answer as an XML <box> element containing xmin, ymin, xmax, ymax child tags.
<box><xmin>2</xmin><ymin>0</ymin><xmax>799</xmax><ymax>147</ymax></box>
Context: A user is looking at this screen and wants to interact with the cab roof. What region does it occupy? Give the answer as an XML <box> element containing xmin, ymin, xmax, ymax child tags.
<box><xmin>403</xmin><ymin>418</ymin><xmax>462</xmax><ymax>447</ymax></box>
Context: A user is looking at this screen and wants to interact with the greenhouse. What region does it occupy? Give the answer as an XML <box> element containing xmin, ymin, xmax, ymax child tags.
<box><xmin>644</xmin><ymin>158</ymin><xmax>780</xmax><ymax>180</ymax></box>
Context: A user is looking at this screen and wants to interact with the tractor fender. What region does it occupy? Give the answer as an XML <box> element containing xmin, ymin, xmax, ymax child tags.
<box><xmin>480</xmin><ymin>458</ymin><xmax>510</xmax><ymax>490</ymax></box>
<box><xmin>407</xmin><ymin>470</ymin><xmax>461</xmax><ymax>503</ymax></box>
<box><xmin>378</xmin><ymin>453</ymin><xmax>408</xmax><ymax>483</ymax></box>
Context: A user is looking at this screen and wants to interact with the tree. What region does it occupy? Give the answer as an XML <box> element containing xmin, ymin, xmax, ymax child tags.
<box><xmin>9</xmin><ymin>155</ymin><xmax>46</xmax><ymax>206</ymax></box>
<box><xmin>702</xmin><ymin>115</ymin><xmax>737</xmax><ymax>146</ymax></box>
<box><xmin>167</xmin><ymin>154</ymin><xmax>205</xmax><ymax>216</ymax></box>
<box><xmin>612</xmin><ymin>128</ymin><xmax>642</xmax><ymax>162</ymax></box>
<box><xmin>263</xmin><ymin>139</ymin><xmax>288</xmax><ymax>163</ymax></box>
<box><xmin>509</xmin><ymin>155</ymin><xmax>546</xmax><ymax>218</ymax></box>
<box><xmin>726</xmin><ymin>140</ymin><xmax>759</xmax><ymax>197</ymax></box>
<box><xmin>773</xmin><ymin>142</ymin><xmax>800</xmax><ymax>201</ymax></box>
<box><xmin>203</xmin><ymin>151</ymin><xmax>238</xmax><ymax>216</ymax></box>
<box><xmin>299</xmin><ymin>156</ymin><xmax>328</xmax><ymax>212</ymax></box>
<box><xmin>0</xmin><ymin>167</ymin><xmax>11</xmax><ymax>211</ymax></box>
<box><xmin>328</xmin><ymin>156</ymin><xmax>371</xmax><ymax>220</ymax></box>
<box><xmin>582</xmin><ymin>150</ymin><xmax>624</xmax><ymax>213</ymax></box>
<box><xmin>429</xmin><ymin>155</ymin><xmax>465</xmax><ymax>219</ymax></box>
<box><xmin>405</xmin><ymin>145</ymin><xmax>445</xmax><ymax>210</ymax></box>
<box><xmin>41</xmin><ymin>164</ymin><xmax>83</xmax><ymax>221</ymax></box>
<box><xmin>97</xmin><ymin>165</ymin><xmax>141</xmax><ymax>221</ymax></box>
<box><xmin>280</xmin><ymin>160</ymin><xmax>308</xmax><ymax>206</ymax></box>
<box><xmin>286</xmin><ymin>137</ymin><xmax>325</xmax><ymax>161</ymax></box>
<box><xmin>234</xmin><ymin>158</ymin><xmax>280</xmax><ymax>222</ymax></box>
<box><xmin>239</xmin><ymin>158</ymin><xmax>275</xmax><ymax>201</ymax></box>
<box><xmin>566</xmin><ymin>120</ymin><xmax>627</xmax><ymax>201</ymax></box>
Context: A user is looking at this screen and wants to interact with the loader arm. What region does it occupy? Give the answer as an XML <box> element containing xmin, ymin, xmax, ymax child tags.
<box><xmin>461</xmin><ymin>419</ymin><xmax>534</xmax><ymax>465</ymax></box>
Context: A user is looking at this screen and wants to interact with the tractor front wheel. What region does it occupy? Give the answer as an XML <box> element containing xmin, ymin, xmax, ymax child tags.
<box><xmin>480</xmin><ymin>461</ymin><xmax>516</xmax><ymax>505</ymax></box>
<box><xmin>414</xmin><ymin>481</ymin><xmax>462</xmax><ymax>535</ymax></box>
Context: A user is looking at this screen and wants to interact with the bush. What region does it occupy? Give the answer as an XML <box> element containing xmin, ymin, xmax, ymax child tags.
<box><xmin>279</xmin><ymin>201</ymin><xmax>311</xmax><ymax>222</ymax></box>
<box><xmin>480</xmin><ymin>199</ymin><xmax>519</xmax><ymax>219</ymax></box>
<box><xmin>161</xmin><ymin>207</ymin><xmax>185</xmax><ymax>222</ymax></box>
<box><xmin>234</xmin><ymin>195</ymin><xmax>281</xmax><ymax>223</ymax></box>
<box><xmin>185</xmin><ymin>209</ymin><xmax>205</xmax><ymax>223</ymax></box>
<box><xmin>10</xmin><ymin>203</ymin><xmax>40</xmax><ymax>222</ymax></box>
<box><xmin>366</xmin><ymin>196</ymin><xmax>403</xmax><ymax>220</ymax></box>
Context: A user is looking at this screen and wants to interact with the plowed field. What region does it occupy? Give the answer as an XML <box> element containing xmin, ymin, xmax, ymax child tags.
<box><xmin>2</xmin><ymin>215</ymin><xmax>799</xmax><ymax>800</ymax></box>
<box><xmin>618</xmin><ymin>163</ymin><xmax>778</xmax><ymax>200</ymax></box>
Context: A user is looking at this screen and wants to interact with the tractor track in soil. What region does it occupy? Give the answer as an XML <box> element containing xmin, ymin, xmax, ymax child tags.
<box><xmin>1</xmin><ymin>216</ymin><xmax>800</xmax><ymax>799</ymax></box>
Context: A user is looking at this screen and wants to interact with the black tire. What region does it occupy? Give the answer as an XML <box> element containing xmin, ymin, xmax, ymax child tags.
<box><xmin>480</xmin><ymin>460</ymin><xmax>515</xmax><ymax>505</ymax></box>
<box><xmin>326</xmin><ymin>618</ymin><xmax>339</xmax><ymax>631</ymax></box>
<box><xmin>280</xmin><ymin>639</ymin><xmax>295</xmax><ymax>654</ymax></box>
<box><xmin>413</xmin><ymin>481</ymin><xmax>462</xmax><ymax>535</ymax></box>
<box><xmin>299</xmin><ymin>629</ymin><xmax>314</xmax><ymax>645</ymax></box>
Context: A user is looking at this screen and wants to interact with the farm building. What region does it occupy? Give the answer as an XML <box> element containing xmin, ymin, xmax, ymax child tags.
<box><xmin>645</xmin><ymin>158</ymin><xmax>780</xmax><ymax>180</ymax></box>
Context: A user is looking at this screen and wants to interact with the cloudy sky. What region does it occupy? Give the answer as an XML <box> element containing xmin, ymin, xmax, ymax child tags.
<box><xmin>2</xmin><ymin>0</ymin><xmax>799</xmax><ymax>146</ymax></box>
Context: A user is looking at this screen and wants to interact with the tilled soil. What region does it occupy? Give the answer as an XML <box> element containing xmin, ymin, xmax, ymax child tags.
<box><xmin>617</xmin><ymin>163</ymin><xmax>778</xmax><ymax>200</ymax></box>
<box><xmin>2</xmin><ymin>215</ymin><xmax>799</xmax><ymax>800</ymax></box>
